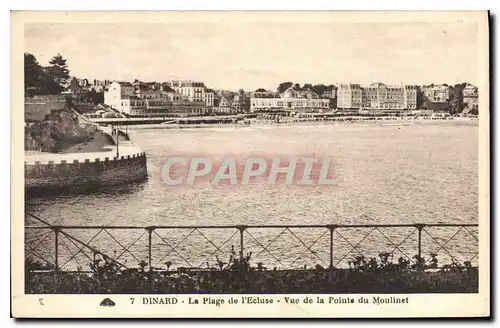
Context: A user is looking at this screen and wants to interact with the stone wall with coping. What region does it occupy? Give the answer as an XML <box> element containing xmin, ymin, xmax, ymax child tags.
<box><xmin>25</xmin><ymin>99</ymin><xmax>67</xmax><ymax>122</ymax></box>
<box><xmin>25</xmin><ymin>152</ymin><xmax>148</xmax><ymax>191</ymax></box>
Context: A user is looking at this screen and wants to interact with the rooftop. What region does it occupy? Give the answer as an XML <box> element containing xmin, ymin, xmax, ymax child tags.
<box><xmin>117</xmin><ymin>81</ymin><xmax>133</xmax><ymax>87</ymax></box>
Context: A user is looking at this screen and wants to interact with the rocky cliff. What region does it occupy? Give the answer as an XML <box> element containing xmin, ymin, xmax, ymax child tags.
<box><xmin>25</xmin><ymin>109</ymin><xmax>99</xmax><ymax>153</ymax></box>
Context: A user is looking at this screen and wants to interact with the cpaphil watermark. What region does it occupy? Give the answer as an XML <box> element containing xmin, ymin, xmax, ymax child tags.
<box><xmin>161</xmin><ymin>156</ymin><xmax>335</xmax><ymax>186</ymax></box>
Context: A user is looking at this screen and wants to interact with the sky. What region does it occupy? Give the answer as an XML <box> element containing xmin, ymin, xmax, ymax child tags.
<box><xmin>24</xmin><ymin>20</ymin><xmax>480</xmax><ymax>91</ymax></box>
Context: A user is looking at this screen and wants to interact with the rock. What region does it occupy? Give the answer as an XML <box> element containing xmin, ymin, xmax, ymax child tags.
<box><xmin>24</xmin><ymin>109</ymin><xmax>96</xmax><ymax>153</ymax></box>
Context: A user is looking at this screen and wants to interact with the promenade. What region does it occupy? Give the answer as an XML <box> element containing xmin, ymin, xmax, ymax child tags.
<box><xmin>25</xmin><ymin>128</ymin><xmax>143</xmax><ymax>165</ymax></box>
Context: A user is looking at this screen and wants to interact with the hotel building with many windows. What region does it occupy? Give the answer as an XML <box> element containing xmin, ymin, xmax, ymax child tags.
<box><xmin>104</xmin><ymin>81</ymin><xmax>207</xmax><ymax>116</ymax></box>
<box><xmin>250</xmin><ymin>87</ymin><xmax>330</xmax><ymax>112</ymax></box>
<box><xmin>337</xmin><ymin>82</ymin><xmax>417</xmax><ymax>110</ymax></box>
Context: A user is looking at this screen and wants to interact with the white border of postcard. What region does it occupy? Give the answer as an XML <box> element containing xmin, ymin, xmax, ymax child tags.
<box><xmin>11</xmin><ymin>10</ymin><xmax>490</xmax><ymax>318</ymax></box>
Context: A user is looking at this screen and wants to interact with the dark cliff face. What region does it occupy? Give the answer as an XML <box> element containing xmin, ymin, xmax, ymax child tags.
<box><xmin>25</xmin><ymin>109</ymin><xmax>98</xmax><ymax>153</ymax></box>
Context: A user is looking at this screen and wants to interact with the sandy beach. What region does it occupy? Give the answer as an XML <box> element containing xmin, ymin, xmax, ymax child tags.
<box><xmin>124</xmin><ymin>116</ymin><xmax>479</xmax><ymax>130</ymax></box>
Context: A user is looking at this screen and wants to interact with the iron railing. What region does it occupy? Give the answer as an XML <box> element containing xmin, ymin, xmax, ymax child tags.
<box><xmin>25</xmin><ymin>212</ymin><xmax>479</xmax><ymax>273</ymax></box>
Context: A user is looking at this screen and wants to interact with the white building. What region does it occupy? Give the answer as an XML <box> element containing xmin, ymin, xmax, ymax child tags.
<box><xmin>204</xmin><ymin>89</ymin><xmax>214</xmax><ymax>107</ymax></box>
<box><xmin>250</xmin><ymin>87</ymin><xmax>330</xmax><ymax>112</ymax></box>
<box><xmin>404</xmin><ymin>85</ymin><xmax>418</xmax><ymax>110</ymax></box>
<box><xmin>462</xmin><ymin>83</ymin><xmax>478</xmax><ymax>98</ymax></box>
<box><xmin>462</xmin><ymin>83</ymin><xmax>478</xmax><ymax>112</ymax></box>
<box><xmin>337</xmin><ymin>84</ymin><xmax>362</xmax><ymax>109</ymax></box>
<box><xmin>171</xmin><ymin>80</ymin><xmax>205</xmax><ymax>103</ymax></box>
<box><xmin>170</xmin><ymin>80</ymin><xmax>217</xmax><ymax>110</ymax></box>
<box><xmin>104</xmin><ymin>81</ymin><xmax>135</xmax><ymax>112</ymax></box>
<box><xmin>104</xmin><ymin>81</ymin><xmax>207</xmax><ymax>116</ymax></box>
<box><xmin>338</xmin><ymin>83</ymin><xmax>417</xmax><ymax>110</ymax></box>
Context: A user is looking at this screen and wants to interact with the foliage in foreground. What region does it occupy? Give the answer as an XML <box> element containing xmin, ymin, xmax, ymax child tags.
<box><xmin>26</xmin><ymin>248</ymin><xmax>478</xmax><ymax>294</ymax></box>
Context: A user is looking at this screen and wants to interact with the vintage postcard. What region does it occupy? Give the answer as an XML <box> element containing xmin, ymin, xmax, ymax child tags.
<box><xmin>11</xmin><ymin>11</ymin><xmax>490</xmax><ymax>318</ymax></box>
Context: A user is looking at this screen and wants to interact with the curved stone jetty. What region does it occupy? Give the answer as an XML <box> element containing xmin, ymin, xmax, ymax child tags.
<box><xmin>25</xmin><ymin>127</ymin><xmax>148</xmax><ymax>195</ymax></box>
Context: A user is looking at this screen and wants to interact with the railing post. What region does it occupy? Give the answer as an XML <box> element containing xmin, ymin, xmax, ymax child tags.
<box><xmin>415</xmin><ymin>224</ymin><xmax>425</xmax><ymax>258</ymax></box>
<box><xmin>92</xmin><ymin>250</ymin><xmax>97</xmax><ymax>274</ymax></box>
<box><xmin>53</xmin><ymin>227</ymin><xmax>59</xmax><ymax>277</ymax></box>
<box><xmin>237</xmin><ymin>226</ymin><xmax>247</xmax><ymax>260</ymax></box>
<box><xmin>327</xmin><ymin>225</ymin><xmax>336</xmax><ymax>269</ymax></box>
<box><xmin>146</xmin><ymin>227</ymin><xmax>154</xmax><ymax>272</ymax></box>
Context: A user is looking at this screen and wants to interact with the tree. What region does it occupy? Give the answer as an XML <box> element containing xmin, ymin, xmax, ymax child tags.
<box><xmin>293</xmin><ymin>83</ymin><xmax>301</xmax><ymax>91</ymax></box>
<box><xmin>48</xmin><ymin>53</ymin><xmax>70</xmax><ymax>88</ymax></box>
<box><xmin>448</xmin><ymin>83</ymin><xmax>467</xmax><ymax>115</ymax></box>
<box><xmin>39</xmin><ymin>70</ymin><xmax>61</xmax><ymax>95</ymax></box>
<box><xmin>416</xmin><ymin>89</ymin><xmax>425</xmax><ymax>108</ymax></box>
<box><xmin>24</xmin><ymin>52</ymin><xmax>60</xmax><ymax>95</ymax></box>
<box><xmin>312</xmin><ymin>84</ymin><xmax>327</xmax><ymax>97</ymax></box>
<box><xmin>162</xmin><ymin>84</ymin><xmax>174</xmax><ymax>92</ymax></box>
<box><xmin>255</xmin><ymin>88</ymin><xmax>267</xmax><ymax>92</ymax></box>
<box><xmin>24</xmin><ymin>53</ymin><xmax>42</xmax><ymax>91</ymax></box>
<box><xmin>277</xmin><ymin>82</ymin><xmax>293</xmax><ymax>94</ymax></box>
<box><xmin>303</xmin><ymin>83</ymin><xmax>313</xmax><ymax>91</ymax></box>
<box><xmin>89</xmin><ymin>88</ymin><xmax>104</xmax><ymax>104</ymax></box>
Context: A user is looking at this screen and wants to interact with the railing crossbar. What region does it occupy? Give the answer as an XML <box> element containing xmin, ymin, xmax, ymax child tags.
<box><xmin>59</xmin><ymin>228</ymin><xmax>104</xmax><ymax>269</ymax></box>
<box><xmin>58</xmin><ymin>234</ymin><xmax>86</xmax><ymax>271</ymax></box>
<box><xmin>423</xmin><ymin>228</ymin><xmax>463</xmax><ymax>264</ymax></box>
<box><xmin>153</xmin><ymin>229</ymin><xmax>194</xmax><ymax>267</ymax></box>
<box><xmin>28</xmin><ymin>230</ymin><xmax>55</xmax><ymax>260</ymax></box>
<box><xmin>196</xmin><ymin>230</ymin><xmax>239</xmax><ymax>268</ymax></box>
<box><xmin>25</xmin><ymin>211</ymin><xmax>479</xmax><ymax>272</ymax></box>
<box><xmin>289</xmin><ymin>228</ymin><xmax>328</xmax><ymax>267</ymax></box>
<box><xmin>389</xmin><ymin>228</ymin><xmax>417</xmax><ymax>261</ymax></box>
<box><xmin>334</xmin><ymin>227</ymin><xmax>377</xmax><ymax>266</ymax></box>
<box><xmin>195</xmin><ymin>228</ymin><xmax>227</xmax><ymax>257</ymax></box>
<box><xmin>25</xmin><ymin>246</ymin><xmax>54</xmax><ymax>268</ymax></box>
<box><xmin>255</xmin><ymin>228</ymin><xmax>288</xmax><ymax>258</ymax></box>
<box><xmin>108</xmin><ymin>229</ymin><xmax>146</xmax><ymax>263</ymax></box>
<box><xmin>375</xmin><ymin>227</ymin><xmax>414</xmax><ymax>261</ymax></box>
<box><xmin>287</xmin><ymin>228</ymin><xmax>328</xmax><ymax>267</ymax></box>
<box><xmin>463</xmin><ymin>226</ymin><xmax>479</xmax><ymax>241</ymax></box>
<box><xmin>468</xmin><ymin>252</ymin><xmax>479</xmax><ymax>263</ymax></box>
<box><xmin>244</xmin><ymin>230</ymin><xmax>286</xmax><ymax>268</ymax></box>
<box><xmin>25</xmin><ymin>223</ymin><xmax>479</xmax><ymax>230</ymax></box>
<box><xmin>57</xmin><ymin>229</ymin><xmax>127</xmax><ymax>269</ymax></box>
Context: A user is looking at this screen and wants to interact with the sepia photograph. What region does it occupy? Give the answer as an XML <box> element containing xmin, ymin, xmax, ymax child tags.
<box><xmin>11</xmin><ymin>10</ymin><xmax>490</xmax><ymax>318</ymax></box>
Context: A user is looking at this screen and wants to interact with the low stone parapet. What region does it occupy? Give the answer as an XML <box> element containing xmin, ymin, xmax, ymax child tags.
<box><xmin>25</xmin><ymin>125</ymin><xmax>148</xmax><ymax>194</ymax></box>
<box><xmin>25</xmin><ymin>152</ymin><xmax>148</xmax><ymax>193</ymax></box>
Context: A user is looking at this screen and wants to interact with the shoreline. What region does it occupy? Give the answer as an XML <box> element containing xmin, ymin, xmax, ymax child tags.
<box><xmin>125</xmin><ymin>117</ymin><xmax>479</xmax><ymax>130</ymax></box>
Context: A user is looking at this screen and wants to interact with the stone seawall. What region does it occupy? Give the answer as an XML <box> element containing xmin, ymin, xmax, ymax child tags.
<box><xmin>25</xmin><ymin>152</ymin><xmax>148</xmax><ymax>194</ymax></box>
<box><xmin>25</xmin><ymin>97</ymin><xmax>67</xmax><ymax>122</ymax></box>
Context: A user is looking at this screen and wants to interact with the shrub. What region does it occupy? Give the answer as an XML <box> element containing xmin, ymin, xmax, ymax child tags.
<box><xmin>25</xmin><ymin>247</ymin><xmax>478</xmax><ymax>294</ymax></box>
